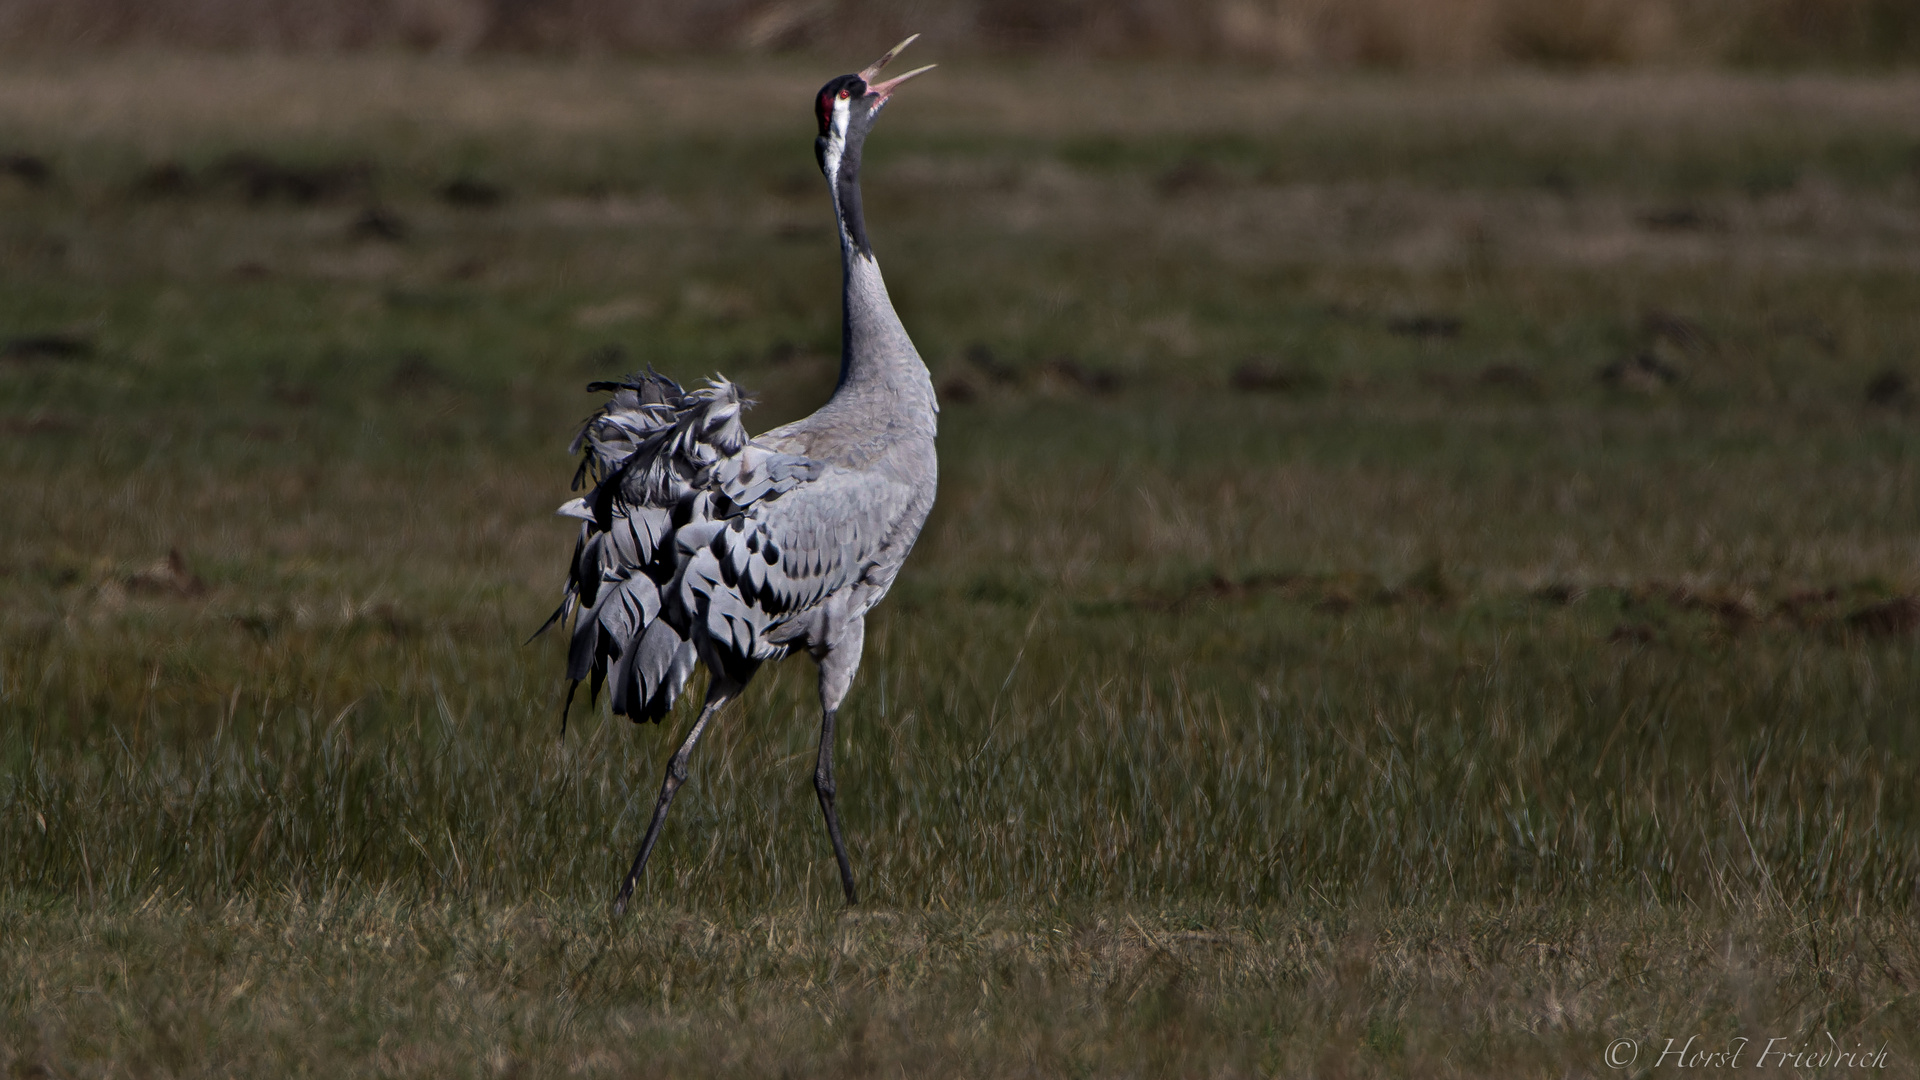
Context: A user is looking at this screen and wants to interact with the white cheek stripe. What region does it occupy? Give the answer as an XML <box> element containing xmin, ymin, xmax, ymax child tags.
<box><xmin>822</xmin><ymin>95</ymin><xmax>851</xmax><ymax>182</ymax></box>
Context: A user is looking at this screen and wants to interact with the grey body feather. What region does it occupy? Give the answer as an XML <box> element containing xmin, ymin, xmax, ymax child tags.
<box><xmin>546</xmin><ymin>350</ymin><xmax>935</xmax><ymax>724</ymax></box>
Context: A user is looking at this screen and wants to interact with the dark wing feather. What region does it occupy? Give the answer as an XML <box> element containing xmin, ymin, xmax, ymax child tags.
<box><xmin>541</xmin><ymin>372</ymin><xmax>861</xmax><ymax>724</ymax></box>
<box><xmin>682</xmin><ymin>462</ymin><xmax>921</xmax><ymax>656</ymax></box>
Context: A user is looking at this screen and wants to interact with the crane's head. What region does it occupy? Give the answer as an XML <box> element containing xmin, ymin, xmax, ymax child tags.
<box><xmin>814</xmin><ymin>35</ymin><xmax>934</xmax><ymax>184</ymax></box>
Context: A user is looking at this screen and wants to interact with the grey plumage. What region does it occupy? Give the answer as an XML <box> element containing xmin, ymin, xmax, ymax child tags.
<box><xmin>543</xmin><ymin>37</ymin><xmax>939</xmax><ymax>914</ymax></box>
<box><xmin>551</xmin><ymin>373</ymin><xmax>824</xmax><ymax>716</ymax></box>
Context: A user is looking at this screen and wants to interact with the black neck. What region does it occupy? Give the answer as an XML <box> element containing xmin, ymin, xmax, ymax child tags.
<box><xmin>833</xmin><ymin>146</ymin><xmax>871</xmax><ymax>259</ymax></box>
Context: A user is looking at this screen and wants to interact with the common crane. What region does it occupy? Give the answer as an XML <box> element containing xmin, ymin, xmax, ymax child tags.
<box><xmin>543</xmin><ymin>38</ymin><xmax>939</xmax><ymax>914</ymax></box>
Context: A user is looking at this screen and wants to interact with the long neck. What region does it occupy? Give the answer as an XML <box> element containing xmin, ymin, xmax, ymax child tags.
<box><xmin>826</xmin><ymin>152</ymin><xmax>935</xmax><ymax>425</ymax></box>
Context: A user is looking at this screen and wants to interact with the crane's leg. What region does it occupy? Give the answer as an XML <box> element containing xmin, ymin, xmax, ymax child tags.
<box><xmin>815</xmin><ymin>706</ymin><xmax>857</xmax><ymax>905</ymax></box>
<box><xmin>612</xmin><ymin>682</ymin><xmax>737</xmax><ymax>917</ymax></box>
<box><xmin>813</xmin><ymin>619</ymin><xmax>866</xmax><ymax>906</ymax></box>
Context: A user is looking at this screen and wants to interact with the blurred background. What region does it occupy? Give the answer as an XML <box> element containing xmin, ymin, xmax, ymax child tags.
<box><xmin>2</xmin><ymin>2</ymin><xmax>1919</xmax><ymax>1073</ymax></box>
<box><xmin>2</xmin><ymin>0</ymin><xmax>1919</xmax><ymax>65</ymax></box>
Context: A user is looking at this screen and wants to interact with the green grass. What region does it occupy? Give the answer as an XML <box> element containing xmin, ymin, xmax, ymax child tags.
<box><xmin>2</xmin><ymin>56</ymin><xmax>1919</xmax><ymax>1076</ymax></box>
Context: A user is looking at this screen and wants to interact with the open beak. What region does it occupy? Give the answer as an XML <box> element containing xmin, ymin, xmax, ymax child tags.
<box><xmin>860</xmin><ymin>34</ymin><xmax>935</xmax><ymax>106</ymax></box>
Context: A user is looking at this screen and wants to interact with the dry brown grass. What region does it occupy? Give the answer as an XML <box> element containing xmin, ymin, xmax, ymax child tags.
<box><xmin>4</xmin><ymin>895</ymin><xmax>1917</xmax><ymax>1077</ymax></box>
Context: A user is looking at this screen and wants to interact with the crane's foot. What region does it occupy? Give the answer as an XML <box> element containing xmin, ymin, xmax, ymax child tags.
<box><xmin>816</xmin><ymin>781</ymin><xmax>860</xmax><ymax>906</ymax></box>
<box><xmin>611</xmin><ymin>825</ymin><xmax>659</xmax><ymax>920</ymax></box>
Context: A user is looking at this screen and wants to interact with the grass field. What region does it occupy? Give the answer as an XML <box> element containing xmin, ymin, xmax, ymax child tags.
<box><xmin>2</xmin><ymin>54</ymin><xmax>1919</xmax><ymax>1076</ymax></box>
